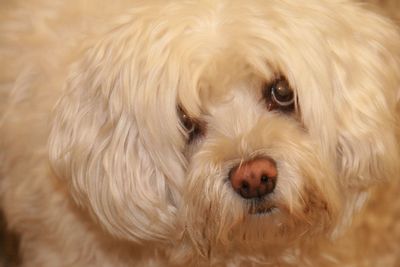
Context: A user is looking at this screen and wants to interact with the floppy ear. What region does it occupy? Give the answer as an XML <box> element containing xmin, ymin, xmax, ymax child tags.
<box><xmin>330</xmin><ymin>8</ymin><xmax>400</xmax><ymax>187</ymax></box>
<box><xmin>48</xmin><ymin>14</ymin><xmax>187</xmax><ymax>242</ymax></box>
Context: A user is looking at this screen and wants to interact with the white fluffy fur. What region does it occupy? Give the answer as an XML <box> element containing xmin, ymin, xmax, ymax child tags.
<box><xmin>0</xmin><ymin>0</ymin><xmax>399</xmax><ymax>266</ymax></box>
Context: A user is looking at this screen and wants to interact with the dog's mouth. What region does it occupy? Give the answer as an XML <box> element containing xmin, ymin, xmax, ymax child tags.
<box><xmin>247</xmin><ymin>199</ymin><xmax>277</xmax><ymax>215</ymax></box>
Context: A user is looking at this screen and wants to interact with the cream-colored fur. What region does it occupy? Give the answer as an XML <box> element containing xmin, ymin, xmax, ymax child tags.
<box><xmin>1</xmin><ymin>0</ymin><xmax>399</xmax><ymax>266</ymax></box>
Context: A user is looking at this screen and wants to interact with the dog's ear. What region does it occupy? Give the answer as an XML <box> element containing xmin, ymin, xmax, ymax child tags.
<box><xmin>330</xmin><ymin>9</ymin><xmax>400</xmax><ymax>187</ymax></box>
<box><xmin>48</xmin><ymin>18</ymin><xmax>187</xmax><ymax>242</ymax></box>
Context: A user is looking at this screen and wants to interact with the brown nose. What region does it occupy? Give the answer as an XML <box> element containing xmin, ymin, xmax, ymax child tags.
<box><xmin>229</xmin><ymin>157</ymin><xmax>277</xmax><ymax>199</ymax></box>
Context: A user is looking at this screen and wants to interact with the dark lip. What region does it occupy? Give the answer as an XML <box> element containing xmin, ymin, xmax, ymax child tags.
<box><xmin>248</xmin><ymin>202</ymin><xmax>277</xmax><ymax>215</ymax></box>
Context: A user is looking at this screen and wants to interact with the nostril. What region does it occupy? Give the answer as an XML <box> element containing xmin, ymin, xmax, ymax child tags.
<box><xmin>260</xmin><ymin>175</ymin><xmax>269</xmax><ymax>183</ymax></box>
<box><xmin>241</xmin><ymin>181</ymin><xmax>250</xmax><ymax>191</ymax></box>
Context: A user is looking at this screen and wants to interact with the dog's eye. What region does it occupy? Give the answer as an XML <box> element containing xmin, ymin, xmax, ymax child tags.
<box><xmin>263</xmin><ymin>77</ymin><xmax>295</xmax><ymax>112</ymax></box>
<box><xmin>178</xmin><ymin>106</ymin><xmax>204</xmax><ymax>142</ymax></box>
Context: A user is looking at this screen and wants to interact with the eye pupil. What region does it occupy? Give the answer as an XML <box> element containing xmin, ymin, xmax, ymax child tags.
<box><xmin>273</xmin><ymin>81</ymin><xmax>293</xmax><ymax>101</ymax></box>
<box><xmin>264</xmin><ymin>77</ymin><xmax>295</xmax><ymax>111</ymax></box>
<box><xmin>178</xmin><ymin>106</ymin><xmax>204</xmax><ymax>142</ymax></box>
<box><xmin>181</xmin><ymin>114</ymin><xmax>193</xmax><ymax>131</ymax></box>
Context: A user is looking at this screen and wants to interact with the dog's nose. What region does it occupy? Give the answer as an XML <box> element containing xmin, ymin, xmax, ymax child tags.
<box><xmin>229</xmin><ymin>157</ymin><xmax>277</xmax><ymax>199</ymax></box>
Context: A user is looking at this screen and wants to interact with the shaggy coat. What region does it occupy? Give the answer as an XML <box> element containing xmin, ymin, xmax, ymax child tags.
<box><xmin>0</xmin><ymin>0</ymin><xmax>399</xmax><ymax>266</ymax></box>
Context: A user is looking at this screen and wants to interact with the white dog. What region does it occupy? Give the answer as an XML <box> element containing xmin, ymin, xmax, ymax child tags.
<box><xmin>1</xmin><ymin>0</ymin><xmax>399</xmax><ymax>266</ymax></box>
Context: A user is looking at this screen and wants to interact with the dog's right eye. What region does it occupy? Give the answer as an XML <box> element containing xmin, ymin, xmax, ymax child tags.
<box><xmin>263</xmin><ymin>77</ymin><xmax>295</xmax><ymax>113</ymax></box>
<box><xmin>178</xmin><ymin>106</ymin><xmax>204</xmax><ymax>143</ymax></box>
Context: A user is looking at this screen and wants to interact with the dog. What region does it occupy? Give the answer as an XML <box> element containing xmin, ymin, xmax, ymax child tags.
<box><xmin>1</xmin><ymin>0</ymin><xmax>399</xmax><ymax>266</ymax></box>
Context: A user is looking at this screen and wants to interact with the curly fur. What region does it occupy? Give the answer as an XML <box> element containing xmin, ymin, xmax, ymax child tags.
<box><xmin>0</xmin><ymin>0</ymin><xmax>399</xmax><ymax>266</ymax></box>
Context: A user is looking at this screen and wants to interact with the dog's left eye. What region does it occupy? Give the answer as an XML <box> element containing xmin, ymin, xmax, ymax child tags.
<box><xmin>178</xmin><ymin>106</ymin><xmax>204</xmax><ymax>143</ymax></box>
<box><xmin>263</xmin><ymin>77</ymin><xmax>295</xmax><ymax>112</ymax></box>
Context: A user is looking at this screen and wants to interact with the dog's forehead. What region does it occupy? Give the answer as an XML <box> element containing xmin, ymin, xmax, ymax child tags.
<box><xmin>169</xmin><ymin>0</ymin><xmax>343</xmax><ymax>110</ymax></box>
<box><xmin>163</xmin><ymin>0</ymin><xmax>343</xmax><ymax>62</ymax></box>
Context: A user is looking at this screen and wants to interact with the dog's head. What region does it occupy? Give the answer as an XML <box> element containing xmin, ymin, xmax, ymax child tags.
<box><xmin>49</xmin><ymin>0</ymin><xmax>400</xmax><ymax>260</ymax></box>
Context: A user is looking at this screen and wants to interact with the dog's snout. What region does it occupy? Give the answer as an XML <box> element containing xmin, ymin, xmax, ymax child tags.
<box><xmin>229</xmin><ymin>158</ymin><xmax>277</xmax><ymax>199</ymax></box>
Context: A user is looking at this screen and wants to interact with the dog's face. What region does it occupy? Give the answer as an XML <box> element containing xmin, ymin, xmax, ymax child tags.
<box><xmin>49</xmin><ymin>0</ymin><xmax>400</xmax><ymax>259</ymax></box>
